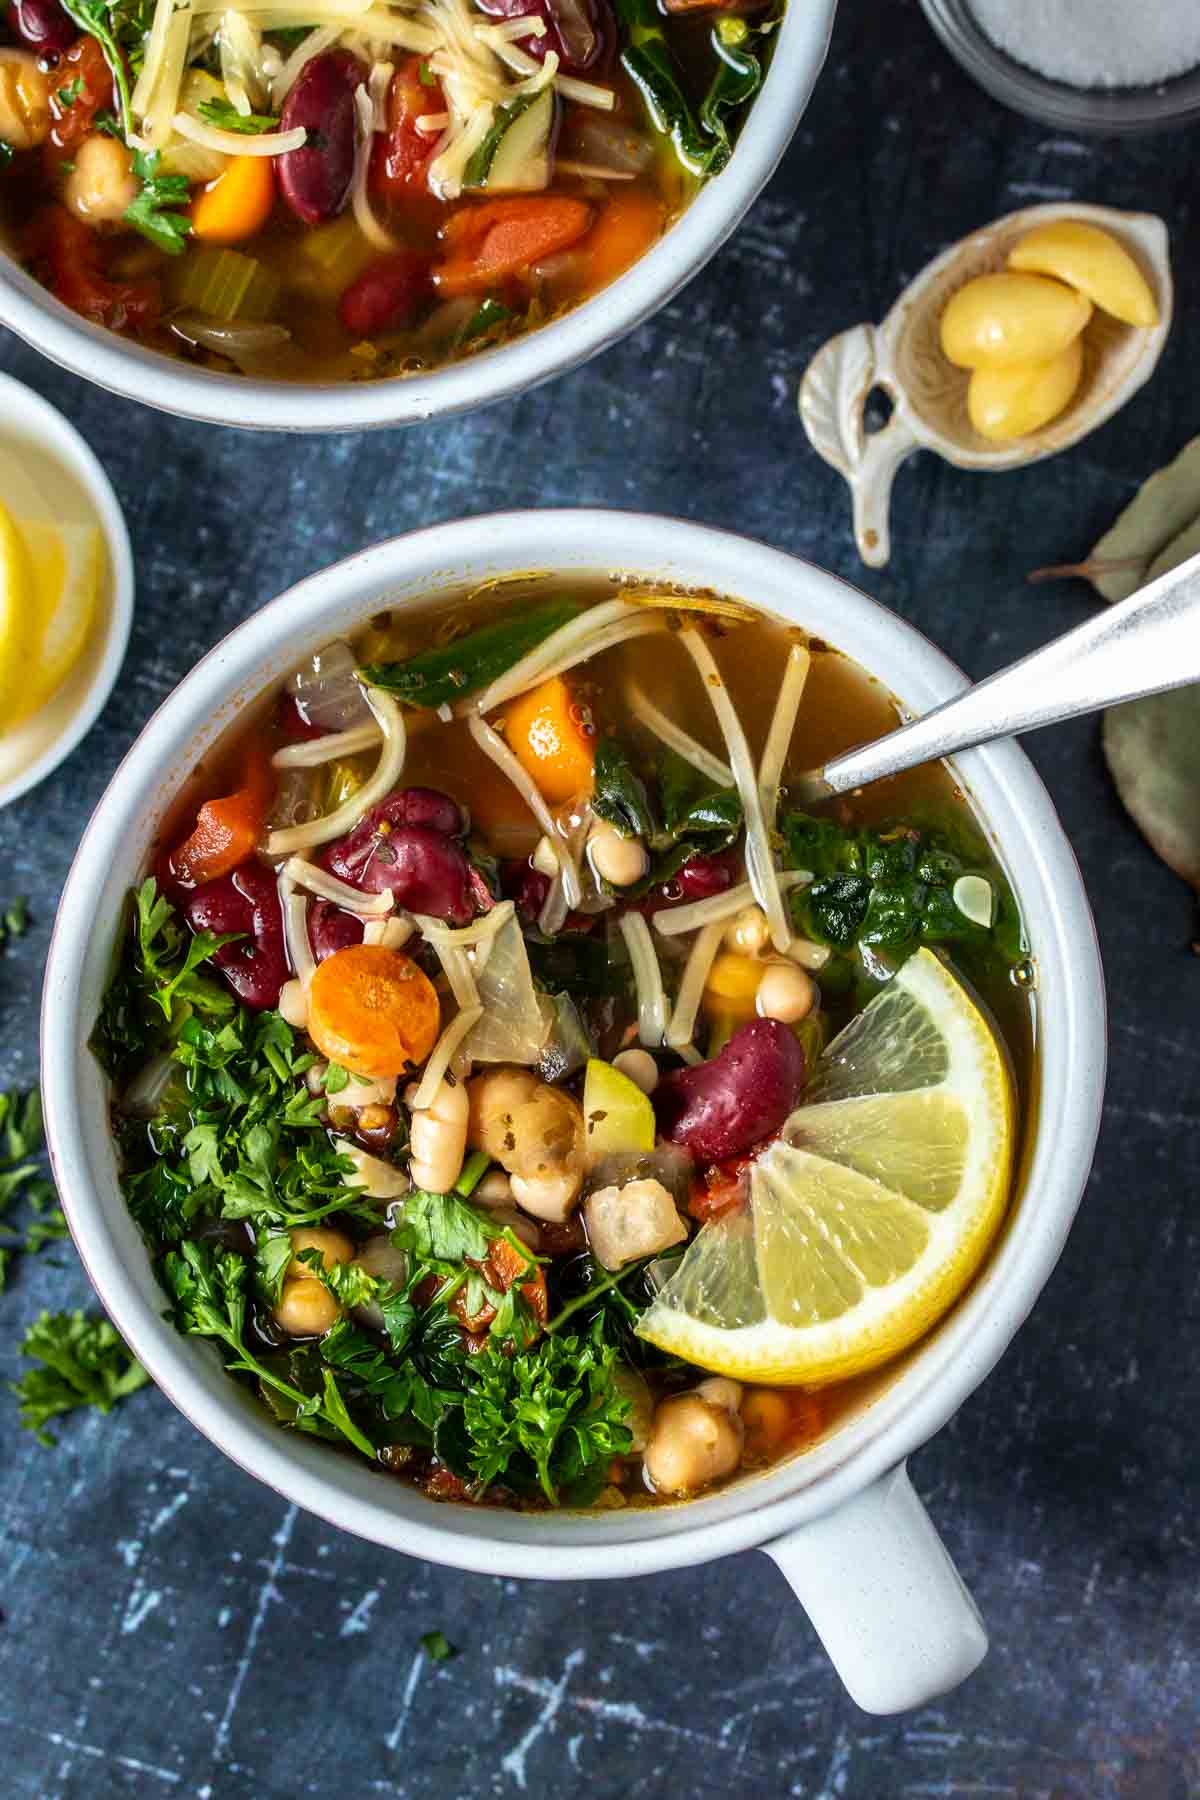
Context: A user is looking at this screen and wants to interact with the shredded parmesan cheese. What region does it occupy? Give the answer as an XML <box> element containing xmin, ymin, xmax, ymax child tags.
<box><xmin>266</xmin><ymin>687</ymin><xmax>406</xmax><ymax>856</ymax></box>
<box><xmin>626</xmin><ymin>678</ymin><xmax>732</xmax><ymax>788</ymax></box>
<box><xmin>758</xmin><ymin>644</ymin><xmax>811</xmax><ymax>833</ymax></box>
<box><xmin>468</xmin><ymin>714</ymin><xmax>582</xmax><ymax>907</ymax></box>
<box><xmin>666</xmin><ymin>920</ymin><xmax>724</xmax><ymax>1050</ymax></box>
<box><xmin>619</xmin><ymin>911</ymin><xmax>667</xmax><ymax>1048</ymax></box>
<box><xmin>284</xmin><ymin>855</ymin><xmax>394</xmax><ymax>915</ymax></box>
<box><xmin>142</xmin><ymin>0</ymin><xmax>194</xmax><ymax>150</ymax></box>
<box><xmin>272</xmin><ymin>721</ymin><xmax>383</xmax><ymax>768</ymax></box>
<box><xmin>411</xmin><ymin>1007</ymin><xmax>482</xmax><ymax>1110</ymax></box>
<box><xmin>680</xmin><ymin>627</ymin><xmax>791</xmax><ymax>954</ymax></box>
<box><xmin>271</xmin><ymin>23</ymin><xmax>340</xmax><ymax>104</ymax></box>
<box><xmin>351</xmin><ymin>82</ymin><xmax>399</xmax><ymax>250</ymax></box>
<box><xmin>172</xmin><ymin>109</ymin><xmax>306</xmax><ymax>153</ymax></box>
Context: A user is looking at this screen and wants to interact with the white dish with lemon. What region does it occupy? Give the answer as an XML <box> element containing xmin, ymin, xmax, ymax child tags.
<box><xmin>42</xmin><ymin>511</ymin><xmax>1104</xmax><ymax>1715</ymax></box>
<box><xmin>0</xmin><ymin>372</ymin><xmax>132</xmax><ymax>805</ymax></box>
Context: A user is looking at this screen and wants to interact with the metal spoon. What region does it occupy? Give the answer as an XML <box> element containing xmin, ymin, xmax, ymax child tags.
<box><xmin>796</xmin><ymin>547</ymin><xmax>1200</xmax><ymax>802</ymax></box>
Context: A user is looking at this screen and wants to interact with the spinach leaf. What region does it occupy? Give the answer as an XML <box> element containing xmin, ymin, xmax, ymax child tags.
<box><xmin>699</xmin><ymin>11</ymin><xmax>780</xmax><ymax>163</ymax></box>
<box><xmin>361</xmin><ymin>600</ymin><xmax>581</xmax><ymax>709</ymax></box>
<box><xmin>592</xmin><ymin>737</ymin><xmax>657</xmax><ymax>840</ymax></box>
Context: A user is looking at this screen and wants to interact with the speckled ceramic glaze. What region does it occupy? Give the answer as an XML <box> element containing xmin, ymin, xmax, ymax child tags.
<box><xmin>0</xmin><ymin>1</ymin><xmax>835</xmax><ymax>432</ymax></box>
<box><xmin>41</xmin><ymin>512</ymin><xmax>1106</xmax><ymax>1714</ymax></box>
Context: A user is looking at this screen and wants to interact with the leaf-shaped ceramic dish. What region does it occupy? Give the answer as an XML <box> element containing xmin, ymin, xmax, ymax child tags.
<box><xmin>799</xmin><ymin>202</ymin><xmax>1173</xmax><ymax>567</ymax></box>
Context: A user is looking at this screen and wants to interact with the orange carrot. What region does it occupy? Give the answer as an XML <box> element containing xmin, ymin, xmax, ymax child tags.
<box><xmin>191</xmin><ymin>157</ymin><xmax>276</xmax><ymax>245</ymax></box>
<box><xmin>307</xmin><ymin>944</ymin><xmax>441</xmax><ymax>1080</ymax></box>
<box><xmin>171</xmin><ymin>748</ymin><xmax>274</xmax><ymax>886</ymax></box>
<box><xmin>581</xmin><ymin>189</ymin><xmax>664</xmax><ymax>290</ymax></box>
<box><xmin>435</xmin><ymin>197</ymin><xmax>593</xmax><ymax>296</ymax></box>
<box><xmin>502</xmin><ymin>673</ymin><xmax>595</xmax><ymax>805</ymax></box>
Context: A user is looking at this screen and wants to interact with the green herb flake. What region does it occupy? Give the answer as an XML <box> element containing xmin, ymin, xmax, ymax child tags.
<box><xmin>420</xmin><ymin>1630</ymin><xmax>457</xmax><ymax>1661</ymax></box>
<box><xmin>196</xmin><ymin>96</ymin><xmax>282</xmax><ymax>134</ymax></box>
<box><xmin>124</xmin><ymin>149</ymin><xmax>191</xmax><ymax>256</ymax></box>
<box><xmin>0</xmin><ymin>895</ymin><xmax>29</xmax><ymax>950</ymax></box>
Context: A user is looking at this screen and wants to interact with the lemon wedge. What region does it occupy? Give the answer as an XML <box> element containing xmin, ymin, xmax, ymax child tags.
<box><xmin>0</xmin><ymin>499</ymin><xmax>39</xmax><ymax>731</ymax></box>
<box><xmin>636</xmin><ymin>949</ymin><xmax>1015</xmax><ymax>1385</ymax></box>
<box><xmin>0</xmin><ymin>513</ymin><xmax>101</xmax><ymax>732</ymax></box>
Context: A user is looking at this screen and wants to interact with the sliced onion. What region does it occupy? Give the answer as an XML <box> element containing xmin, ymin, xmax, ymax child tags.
<box><xmin>464</xmin><ymin>908</ymin><xmax>549</xmax><ymax>1064</ymax></box>
<box><xmin>570</xmin><ymin>111</ymin><xmax>652</xmax><ymax>174</ymax></box>
<box><xmin>266</xmin><ymin>687</ymin><xmax>406</xmax><ymax>856</ymax></box>
<box><xmin>268</xmin><ymin>763</ymin><xmax>318</xmax><ymax>831</ymax></box>
<box><xmin>286</xmin><ymin>639</ymin><xmax>372</xmax><ymax>733</ymax></box>
<box><xmin>169</xmin><ymin>316</ymin><xmax>297</xmax><ymax>376</ymax></box>
<box><xmin>545</xmin><ymin>0</ymin><xmax>595</xmax><ymax>63</ymax></box>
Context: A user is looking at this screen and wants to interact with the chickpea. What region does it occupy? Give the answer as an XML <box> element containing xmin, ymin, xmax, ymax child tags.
<box><xmin>724</xmin><ymin>903</ymin><xmax>770</xmax><ymax>957</ymax></box>
<box><xmin>407</xmin><ymin>1076</ymin><xmax>469</xmax><ymax>1194</ymax></box>
<box><xmin>755</xmin><ymin>962</ymin><xmax>815</xmax><ymax>1024</ymax></box>
<box><xmin>286</xmin><ymin>1225</ymin><xmax>353</xmax><ymax>1283</ymax></box>
<box><xmin>612</xmin><ymin>1047</ymin><xmax>659</xmax><ymax>1095</ymax></box>
<box><xmin>587</xmin><ymin>816</ymin><xmax>649</xmax><ymax>889</ymax></box>
<box><xmin>467</xmin><ymin>1068</ymin><xmax>585</xmax><ymax>1221</ymax></box>
<box><xmin>643</xmin><ymin>1393</ymin><xmax>743</xmax><ymax>1497</ymax></box>
<box><xmin>64</xmin><ymin>133</ymin><xmax>139</xmax><ymax>225</ymax></box>
<box><xmin>274</xmin><ymin>1278</ymin><xmax>341</xmax><ymax>1337</ymax></box>
<box><xmin>740</xmin><ymin>1388</ymin><xmax>793</xmax><ymax>1464</ymax></box>
<box><xmin>0</xmin><ymin>50</ymin><xmax>50</xmax><ymax>152</ymax></box>
<box><xmin>278</xmin><ymin>978</ymin><xmax>309</xmax><ymax>1030</ymax></box>
<box><xmin>695</xmin><ymin>1376</ymin><xmax>743</xmax><ymax>1413</ymax></box>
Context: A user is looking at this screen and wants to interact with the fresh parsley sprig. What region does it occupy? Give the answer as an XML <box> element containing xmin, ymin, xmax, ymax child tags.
<box><xmin>196</xmin><ymin>96</ymin><xmax>282</xmax><ymax>134</ymax></box>
<box><xmin>124</xmin><ymin>150</ymin><xmax>191</xmax><ymax>255</ymax></box>
<box><xmin>0</xmin><ymin>1089</ymin><xmax>68</xmax><ymax>1292</ymax></box>
<box><xmin>13</xmin><ymin>1310</ymin><xmax>149</xmax><ymax>1446</ymax></box>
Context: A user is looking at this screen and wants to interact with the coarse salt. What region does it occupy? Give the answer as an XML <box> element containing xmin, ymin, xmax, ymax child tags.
<box><xmin>970</xmin><ymin>0</ymin><xmax>1200</xmax><ymax>89</ymax></box>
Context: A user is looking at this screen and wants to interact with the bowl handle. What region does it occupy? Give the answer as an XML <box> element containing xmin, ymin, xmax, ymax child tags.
<box><xmin>760</xmin><ymin>1461</ymin><xmax>987</xmax><ymax>1713</ymax></box>
<box><xmin>798</xmin><ymin>324</ymin><xmax>919</xmax><ymax>569</ymax></box>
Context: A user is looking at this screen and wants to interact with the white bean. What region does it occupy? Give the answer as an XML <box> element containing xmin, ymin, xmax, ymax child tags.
<box><xmin>408</xmin><ymin>1077</ymin><xmax>469</xmax><ymax>1194</ymax></box>
<box><xmin>587</xmin><ymin>816</ymin><xmax>649</xmax><ymax>889</ymax></box>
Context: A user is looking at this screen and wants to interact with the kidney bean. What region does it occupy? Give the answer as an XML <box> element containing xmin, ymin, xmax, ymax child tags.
<box><xmin>326</xmin><ymin>821</ymin><xmax>474</xmax><ymax>923</ymax></box>
<box><xmin>8</xmin><ymin>0</ymin><xmax>74</xmax><ymax>54</ymax></box>
<box><xmin>325</xmin><ymin>789</ymin><xmax>464</xmax><ymax>888</ymax></box>
<box><xmin>277</xmin><ymin>49</ymin><xmax>365</xmax><ymax>226</ymax></box>
<box><xmin>339</xmin><ymin>251</ymin><xmax>433</xmax><ymax>337</ymax></box>
<box><xmin>502</xmin><ymin>859</ymin><xmax>550</xmax><ymax>926</ymax></box>
<box><xmin>640</xmin><ymin>847</ymin><xmax>739</xmax><ymax>916</ymax></box>
<box><xmin>473</xmin><ymin>0</ymin><xmax>611</xmax><ymax>74</ymax></box>
<box><xmin>307</xmin><ymin>899</ymin><xmax>364</xmax><ymax>963</ymax></box>
<box><xmin>184</xmin><ymin>861</ymin><xmax>289</xmax><ymax>1011</ymax></box>
<box><xmin>654</xmin><ymin>1020</ymin><xmax>806</xmax><ymax>1163</ymax></box>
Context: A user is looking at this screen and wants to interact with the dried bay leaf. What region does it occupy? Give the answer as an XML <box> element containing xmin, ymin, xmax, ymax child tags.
<box><xmin>1092</xmin><ymin>438</ymin><xmax>1200</xmax><ymax>890</ymax></box>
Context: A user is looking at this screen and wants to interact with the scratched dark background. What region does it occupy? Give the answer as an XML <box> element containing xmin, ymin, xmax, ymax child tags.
<box><xmin>2</xmin><ymin>1</ymin><xmax>1199</xmax><ymax>1794</ymax></box>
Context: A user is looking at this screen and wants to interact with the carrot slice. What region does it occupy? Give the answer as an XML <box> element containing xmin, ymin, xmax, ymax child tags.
<box><xmin>308</xmin><ymin>944</ymin><xmax>441</xmax><ymax>1080</ymax></box>
<box><xmin>191</xmin><ymin>156</ymin><xmax>276</xmax><ymax>245</ymax></box>
<box><xmin>435</xmin><ymin>197</ymin><xmax>593</xmax><ymax>297</ymax></box>
<box><xmin>501</xmin><ymin>673</ymin><xmax>595</xmax><ymax>805</ymax></box>
<box><xmin>171</xmin><ymin>748</ymin><xmax>274</xmax><ymax>886</ymax></box>
<box><xmin>581</xmin><ymin>189</ymin><xmax>664</xmax><ymax>290</ymax></box>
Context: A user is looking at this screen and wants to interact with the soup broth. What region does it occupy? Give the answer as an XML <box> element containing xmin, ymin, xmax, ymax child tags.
<box><xmin>0</xmin><ymin>0</ymin><xmax>777</xmax><ymax>381</ymax></box>
<box><xmin>96</xmin><ymin>581</ymin><xmax>1029</xmax><ymax>1512</ymax></box>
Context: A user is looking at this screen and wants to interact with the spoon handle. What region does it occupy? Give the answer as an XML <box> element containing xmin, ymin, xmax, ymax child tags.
<box><xmin>812</xmin><ymin>547</ymin><xmax>1200</xmax><ymax>799</ymax></box>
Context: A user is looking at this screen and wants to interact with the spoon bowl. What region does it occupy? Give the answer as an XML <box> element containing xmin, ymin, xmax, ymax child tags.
<box><xmin>800</xmin><ymin>203</ymin><xmax>1172</xmax><ymax>567</ymax></box>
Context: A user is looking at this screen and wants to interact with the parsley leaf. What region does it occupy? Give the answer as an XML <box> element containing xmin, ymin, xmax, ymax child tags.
<box><xmin>124</xmin><ymin>150</ymin><xmax>191</xmax><ymax>255</ymax></box>
<box><xmin>0</xmin><ymin>1089</ymin><xmax>67</xmax><ymax>1293</ymax></box>
<box><xmin>57</xmin><ymin>76</ymin><xmax>85</xmax><ymax>106</ymax></box>
<box><xmin>13</xmin><ymin>1310</ymin><xmax>149</xmax><ymax>1446</ymax></box>
<box><xmin>0</xmin><ymin>895</ymin><xmax>29</xmax><ymax>950</ymax></box>
<box><xmin>196</xmin><ymin>96</ymin><xmax>282</xmax><ymax>134</ymax></box>
<box><xmin>420</xmin><ymin>1630</ymin><xmax>457</xmax><ymax>1660</ymax></box>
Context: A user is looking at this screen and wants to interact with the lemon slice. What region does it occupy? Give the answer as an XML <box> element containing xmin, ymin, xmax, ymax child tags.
<box><xmin>636</xmin><ymin>949</ymin><xmax>1015</xmax><ymax>1385</ymax></box>
<box><xmin>1</xmin><ymin>518</ymin><xmax>101</xmax><ymax>730</ymax></box>
<box><xmin>0</xmin><ymin>500</ymin><xmax>39</xmax><ymax>731</ymax></box>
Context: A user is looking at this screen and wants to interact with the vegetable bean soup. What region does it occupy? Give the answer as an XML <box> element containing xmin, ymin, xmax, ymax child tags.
<box><xmin>0</xmin><ymin>0</ymin><xmax>780</xmax><ymax>379</ymax></box>
<box><xmin>94</xmin><ymin>585</ymin><xmax>1030</xmax><ymax>1510</ymax></box>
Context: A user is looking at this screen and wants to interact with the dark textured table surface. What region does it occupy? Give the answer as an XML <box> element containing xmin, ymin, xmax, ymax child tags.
<box><xmin>2</xmin><ymin>3</ymin><xmax>1199</xmax><ymax>1795</ymax></box>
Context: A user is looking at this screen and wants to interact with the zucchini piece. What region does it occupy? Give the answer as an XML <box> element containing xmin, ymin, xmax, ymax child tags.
<box><xmin>464</xmin><ymin>88</ymin><xmax>556</xmax><ymax>193</ymax></box>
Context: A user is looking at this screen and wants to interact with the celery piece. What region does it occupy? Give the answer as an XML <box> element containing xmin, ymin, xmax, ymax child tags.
<box><xmin>172</xmin><ymin>247</ymin><xmax>280</xmax><ymax>322</ymax></box>
<box><xmin>296</xmin><ymin>216</ymin><xmax>376</xmax><ymax>297</ymax></box>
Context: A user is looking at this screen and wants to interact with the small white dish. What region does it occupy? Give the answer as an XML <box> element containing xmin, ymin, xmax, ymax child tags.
<box><xmin>0</xmin><ymin>372</ymin><xmax>133</xmax><ymax>807</ymax></box>
<box><xmin>799</xmin><ymin>203</ymin><xmax>1172</xmax><ymax>567</ymax></box>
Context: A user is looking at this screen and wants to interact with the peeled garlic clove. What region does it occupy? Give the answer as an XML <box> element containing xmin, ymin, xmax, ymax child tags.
<box><xmin>967</xmin><ymin>336</ymin><xmax>1084</xmax><ymax>442</ymax></box>
<box><xmin>941</xmin><ymin>272</ymin><xmax>1092</xmax><ymax>370</ymax></box>
<box><xmin>1008</xmin><ymin>220</ymin><xmax>1158</xmax><ymax>329</ymax></box>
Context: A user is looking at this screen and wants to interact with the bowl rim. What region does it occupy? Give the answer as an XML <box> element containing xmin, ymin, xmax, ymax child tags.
<box><xmin>41</xmin><ymin>508</ymin><xmax>1107</xmax><ymax>1577</ymax></box>
<box><xmin>0</xmin><ymin>370</ymin><xmax>134</xmax><ymax>808</ymax></box>
<box><xmin>0</xmin><ymin>0</ymin><xmax>836</xmax><ymax>433</ymax></box>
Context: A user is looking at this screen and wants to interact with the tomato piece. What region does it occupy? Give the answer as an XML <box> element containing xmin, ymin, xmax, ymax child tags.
<box><xmin>24</xmin><ymin>206</ymin><xmax>160</xmax><ymax>335</ymax></box>
<box><xmin>168</xmin><ymin>747</ymin><xmax>275</xmax><ymax>887</ymax></box>
<box><xmin>46</xmin><ymin>35</ymin><xmax>115</xmax><ymax>166</ymax></box>
<box><xmin>450</xmin><ymin>1234</ymin><xmax>547</xmax><ymax>1334</ymax></box>
<box><xmin>688</xmin><ymin>1155</ymin><xmax>754</xmax><ymax>1223</ymax></box>
<box><xmin>371</xmin><ymin>57</ymin><xmax>442</xmax><ymax>199</ymax></box>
